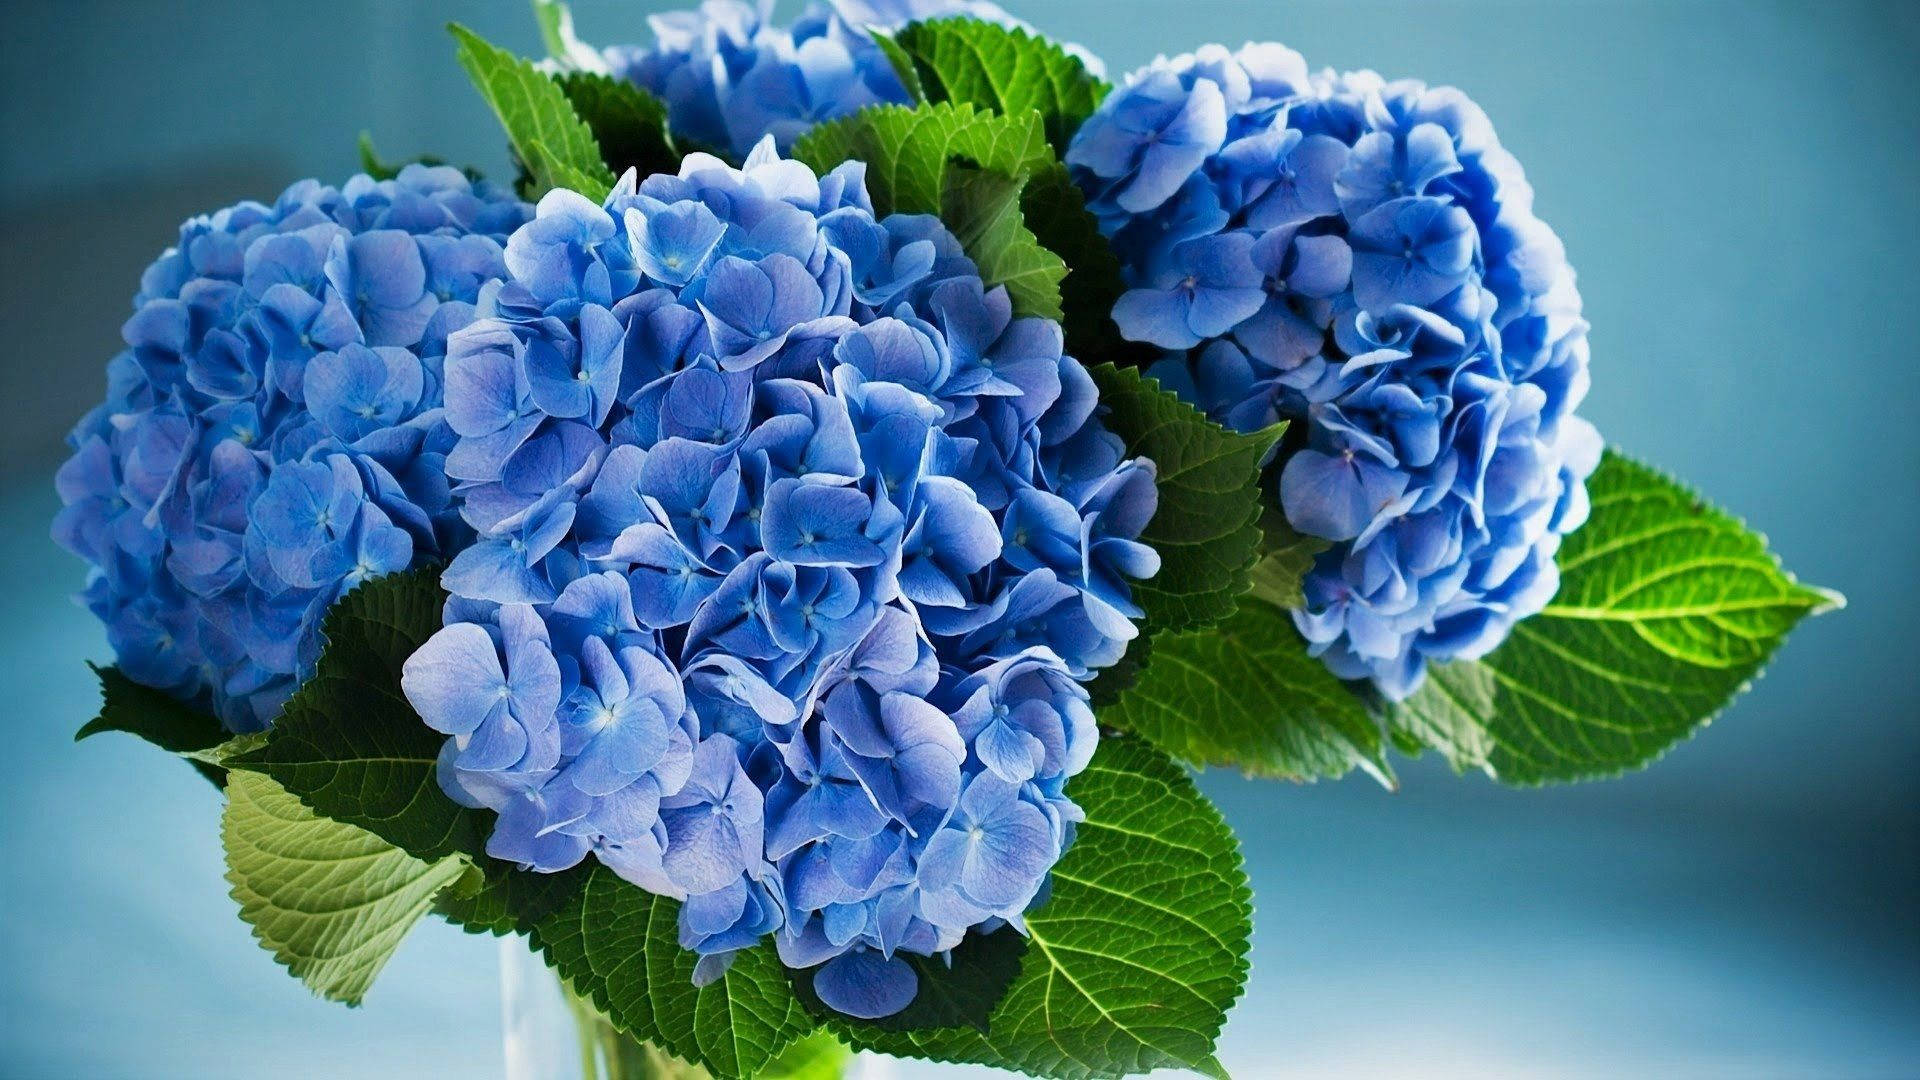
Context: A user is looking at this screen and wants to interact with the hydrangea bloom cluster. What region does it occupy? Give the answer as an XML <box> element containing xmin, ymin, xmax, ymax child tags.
<box><xmin>1067</xmin><ymin>44</ymin><xmax>1602</xmax><ymax>699</ymax></box>
<box><xmin>54</xmin><ymin>167</ymin><xmax>532</xmax><ymax>730</ymax></box>
<box><xmin>602</xmin><ymin>0</ymin><xmax>1046</xmax><ymax>158</ymax></box>
<box><xmin>399</xmin><ymin>141</ymin><xmax>1158</xmax><ymax>1018</ymax></box>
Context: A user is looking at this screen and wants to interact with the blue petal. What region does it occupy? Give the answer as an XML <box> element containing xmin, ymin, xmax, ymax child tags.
<box><xmin>812</xmin><ymin>950</ymin><xmax>918</xmax><ymax>1020</ymax></box>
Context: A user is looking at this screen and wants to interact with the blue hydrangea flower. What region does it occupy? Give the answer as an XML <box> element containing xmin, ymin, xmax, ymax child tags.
<box><xmin>400</xmin><ymin>142</ymin><xmax>1157</xmax><ymax>1019</ymax></box>
<box><xmin>1070</xmin><ymin>46</ymin><xmax>1602</xmax><ymax>700</ymax></box>
<box><xmin>599</xmin><ymin>0</ymin><xmax>1092</xmax><ymax>159</ymax></box>
<box><xmin>54</xmin><ymin>167</ymin><xmax>532</xmax><ymax>730</ymax></box>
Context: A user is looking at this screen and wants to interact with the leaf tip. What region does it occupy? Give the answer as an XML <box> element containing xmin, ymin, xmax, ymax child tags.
<box><xmin>1807</xmin><ymin>584</ymin><xmax>1847</xmax><ymax>615</ymax></box>
<box><xmin>1196</xmin><ymin>1052</ymin><xmax>1234</xmax><ymax>1080</ymax></box>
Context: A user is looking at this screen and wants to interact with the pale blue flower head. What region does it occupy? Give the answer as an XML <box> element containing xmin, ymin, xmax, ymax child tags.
<box><xmin>1073</xmin><ymin>45</ymin><xmax>1599</xmax><ymax>699</ymax></box>
<box><xmin>406</xmin><ymin>145</ymin><xmax>1158</xmax><ymax>1019</ymax></box>
<box><xmin>56</xmin><ymin>168</ymin><xmax>530</xmax><ymax>729</ymax></box>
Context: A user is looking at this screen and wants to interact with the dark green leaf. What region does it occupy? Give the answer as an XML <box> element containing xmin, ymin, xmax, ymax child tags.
<box><xmin>434</xmin><ymin>858</ymin><xmax>594</xmax><ymax>937</ymax></box>
<box><xmin>556</xmin><ymin>72</ymin><xmax>679</xmax><ymax>179</ymax></box>
<box><xmin>1085</xmin><ymin>630</ymin><xmax>1150</xmax><ymax>708</ymax></box>
<box><xmin>527</xmin><ymin>866</ymin><xmax>817</xmax><ymax>1079</ymax></box>
<box><xmin>1391</xmin><ymin>450</ymin><xmax>1842</xmax><ymax>783</ymax></box>
<box><xmin>891</xmin><ymin>16</ymin><xmax>1109</xmax><ymax>150</ymax></box>
<box><xmin>1087</xmin><ymin>363</ymin><xmax>1284</xmax><ymax>633</ymax></box>
<box><xmin>843</xmin><ymin>736</ymin><xmax>1251</xmax><ymax>1078</ymax></box>
<box><xmin>1105</xmin><ymin>598</ymin><xmax>1392</xmax><ymax>784</ymax></box>
<box><xmin>449</xmin><ymin>22</ymin><xmax>615</xmax><ymax>201</ymax></box>
<box><xmin>78</xmin><ymin>663</ymin><xmax>229</xmax><ymax>786</ymax></box>
<box><xmin>228</xmin><ymin>569</ymin><xmax>490</xmax><ymax>862</ymax></box>
<box><xmin>1019</xmin><ymin>163</ymin><xmax>1146</xmax><ymax>365</ymax></box>
<box><xmin>795</xmin><ymin>925</ymin><xmax>1027</xmax><ymax>1035</ymax></box>
<box><xmin>78</xmin><ymin>663</ymin><xmax>226</xmax><ymax>754</ymax></box>
<box><xmin>358</xmin><ymin>132</ymin><xmax>406</xmax><ymax>182</ymax></box>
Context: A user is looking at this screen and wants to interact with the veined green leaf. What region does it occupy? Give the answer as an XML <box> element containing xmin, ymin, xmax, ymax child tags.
<box><xmin>793</xmin><ymin>101</ymin><xmax>1130</xmax><ymax>342</ymax></box>
<box><xmin>527</xmin><ymin>867</ymin><xmax>817</xmax><ymax>1079</ymax></box>
<box><xmin>1087</xmin><ymin>363</ymin><xmax>1284</xmax><ymax>634</ymax></box>
<box><xmin>434</xmin><ymin>858</ymin><xmax>594</xmax><ymax>937</ymax></box>
<box><xmin>843</xmin><ymin>736</ymin><xmax>1251</xmax><ymax>1078</ymax></box>
<box><xmin>1392</xmin><ymin>450</ymin><xmax>1842</xmax><ymax>783</ymax></box>
<box><xmin>224</xmin><ymin>770</ymin><xmax>467</xmax><ymax>1005</ymax></box>
<box><xmin>891</xmin><ymin>16</ymin><xmax>1109</xmax><ymax>151</ymax></box>
<box><xmin>1246</xmin><ymin>506</ymin><xmax>1327</xmax><ymax>612</ymax></box>
<box><xmin>1106</xmin><ymin>597</ymin><xmax>1393</xmax><ymax>785</ymax></box>
<box><xmin>756</xmin><ymin>1033</ymin><xmax>851</xmax><ymax>1080</ymax></box>
<box><xmin>794</xmin><ymin>103</ymin><xmax>1061</xmax><ymax>318</ymax></box>
<box><xmin>941</xmin><ymin>162</ymin><xmax>1066</xmax><ymax>320</ymax></box>
<box><xmin>791</xmin><ymin>101</ymin><xmax>1050</xmax><ymax>217</ymax></box>
<box><xmin>449</xmin><ymin>22</ymin><xmax>615</xmax><ymax>201</ymax></box>
<box><xmin>867</xmin><ymin>27</ymin><xmax>926</xmax><ymax>104</ymax></box>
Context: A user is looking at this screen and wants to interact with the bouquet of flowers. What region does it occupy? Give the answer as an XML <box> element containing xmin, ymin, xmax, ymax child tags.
<box><xmin>56</xmin><ymin>2</ymin><xmax>1839</xmax><ymax>1076</ymax></box>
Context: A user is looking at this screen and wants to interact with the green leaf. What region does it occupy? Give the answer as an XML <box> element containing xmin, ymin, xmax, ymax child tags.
<box><xmin>527</xmin><ymin>866</ymin><xmax>817</xmax><ymax>1079</ymax></box>
<box><xmin>1391</xmin><ymin>450</ymin><xmax>1842</xmax><ymax>784</ymax></box>
<box><xmin>796</xmin><ymin>925</ymin><xmax>1027</xmax><ymax>1035</ymax></box>
<box><xmin>1085</xmin><ymin>631</ymin><xmax>1150</xmax><ymax>708</ymax></box>
<box><xmin>531</xmin><ymin>0</ymin><xmax>604</xmax><ymax>70</ymax></box>
<box><xmin>78</xmin><ymin>663</ymin><xmax>226</xmax><ymax>754</ymax></box>
<box><xmin>1105</xmin><ymin>598</ymin><xmax>1392</xmax><ymax>784</ymax></box>
<box><xmin>1384</xmin><ymin>659</ymin><xmax>1499</xmax><ymax>774</ymax></box>
<box><xmin>1087</xmin><ymin>363</ymin><xmax>1285</xmax><ymax>634</ymax></box>
<box><xmin>941</xmin><ymin>162</ymin><xmax>1066</xmax><ymax>321</ymax></box>
<box><xmin>556</xmin><ymin>72</ymin><xmax>680</xmax><ymax>179</ymax></box>
<box><xmin>867</xmin><ymin>28</ymin><xmax>926</xmax><ymax>104</ymax></box>
<box><xmin>223</xmin><ymin>770</ymin><xmax>467</xmax><ymax>1005</ymax></box>
<box><xmin>1245</xmin><ymin>505</ymin><xmax>1328</xmax><ymax>612</ymax></box>
<box><xmin>792</xmin><ymin>102</ymin><xmax>1070</xmax><ymax>318</ymax></box>
<box><xmin>891</xmin><ymin>16</ymin><xmax>1109</xmax><ymax>151</ymax></box>
<box><xmin>358</xmin><ymin>132</ymin><xmax>406</xmax><ymax>181</ymax></box>
<box><xmin>228</xmin><ymin>569</ymin><xmax>490</xmax><ymax>862</ymax></box>
<box><xmin>791</xmin><ymin>101</ymin><xmax>1050</xmax><ymax>218</ymax></box>
<box><xmin>1018</xmin><ymin>162</ymin><xmax>1148</xmax><ymax>366</ymax></box>
<box><xmin>449</xmin><ymin>22</ymin><xmax>615</xmax><ymax>201</ymax></box>
<box><xmin>758</xmin><ymin>1033</ymin><xmax>852</xmax><ymax>1080</ymax></box>
<box><xmin>434</xmin><ymin>858</ymin><xmax>594</xmax><ymax>937</ymax></box>
<box><xmin>843</xmin><ymin>736</ymin><xmax>1251</xmax><ymax>1078</ymax></box>
<box><xmin>528</xmin><ymin>140</ymin><xmax>620</xmax><ymax>201</ymax></box>
<box><xmin>77</xmin><ymin>663</ymin><xmax>229</xmax><ymax>785</ymax></box>
<box><xmin>795</xmin><ymin>101</ymin><xmax>1131</xmax><ymax>358</ymax></box>
<box><xmin>357</xmin><ymin>133</ymin><xmax>476</xmax><ymax>185</ymax></box>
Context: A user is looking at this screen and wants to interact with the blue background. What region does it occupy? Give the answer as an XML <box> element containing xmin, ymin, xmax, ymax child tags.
<box><xmin>3</xmin><ymin>1</ymin><xmax>1915</xmax><ymax>1076</ymax></box>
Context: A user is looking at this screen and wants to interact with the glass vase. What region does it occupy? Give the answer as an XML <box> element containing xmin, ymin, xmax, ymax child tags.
<box><xmin>501</xmin><ymin>934</ymin><xmax>699</xmax><ymax>1080</ymax></box>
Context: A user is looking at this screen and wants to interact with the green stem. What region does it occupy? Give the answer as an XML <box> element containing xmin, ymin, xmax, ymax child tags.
<box><xmin>555</xmin><ymin>977</ymin><xmax>711</xmax><ymax>1080</ymax></box>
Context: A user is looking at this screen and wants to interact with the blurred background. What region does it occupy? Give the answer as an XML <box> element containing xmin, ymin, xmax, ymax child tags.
<box><xmin>2</xmin><ymin>1</ymin><xmax>1915</xmax><ymax>1076</ymax></box>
